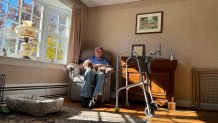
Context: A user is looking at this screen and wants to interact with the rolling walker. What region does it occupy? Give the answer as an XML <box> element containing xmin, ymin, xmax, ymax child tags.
<box><xmin>114</xmin><ymin>51</ymin><xmax>158</xmax><ymax>117</ymax></box>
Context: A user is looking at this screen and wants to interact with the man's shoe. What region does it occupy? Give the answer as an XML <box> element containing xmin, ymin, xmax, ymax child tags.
<box><xmin>89</xmin><ymin>99</ymin><xmax>96</xmax><ymax>108</ymax></box>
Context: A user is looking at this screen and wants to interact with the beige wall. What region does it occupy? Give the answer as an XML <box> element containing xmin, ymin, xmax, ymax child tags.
<box><xmin>82</xmin><ymin>0</ymin><xmax>218</xmax><ymax>102</ymax></box>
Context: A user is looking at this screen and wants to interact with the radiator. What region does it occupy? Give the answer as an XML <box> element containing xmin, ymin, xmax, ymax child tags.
<box><xmin>192</xmin><ymin>68</ymin><xmax>218</xmax><ymax>110</ymax></box>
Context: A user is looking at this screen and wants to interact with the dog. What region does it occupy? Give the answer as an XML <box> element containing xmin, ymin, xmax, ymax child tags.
<box><xmin>83</xmin><ymin>60</ymin><xmax>107</xmax><ymax>74</ymax></box>
<box><xmin>66</xmin><ymin>63</ymin><xmax>81</xmax><ymax>76</ymax></box>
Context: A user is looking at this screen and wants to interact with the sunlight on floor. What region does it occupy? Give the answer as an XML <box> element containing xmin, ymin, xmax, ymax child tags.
<box><xmin>64</xmin><ymin>99</ymin><xmax>218</xmax><ymax>123</ymax></box>
<box><xmin>67</xmin><ymin>110</ymin><xmax>144</xmax><ymax>122</ymax></box>
<box><xmin>151</xmin><ymin>110</ymin><xmax>206</xmax><ymax>123</ymax></box>
<box><xmin>92</xmin><ymin>107</ymin><xmax>207</xmax><ymax>123</ymax></box>
<box><xmin>68</xmin><ymin>111</ymin><xmax>99</xmax><ymax>121</ymax></box>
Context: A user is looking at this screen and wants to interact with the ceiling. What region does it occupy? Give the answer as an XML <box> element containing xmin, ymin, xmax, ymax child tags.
<box><xmin>81</xmin><ymin>0</ymin><xmax>141</xmax><ymax>7</ymax></box>
<box><xmin>44</xmin><ymin>0</ymin><xmax>71</xmax><ymax>11</ymax></box>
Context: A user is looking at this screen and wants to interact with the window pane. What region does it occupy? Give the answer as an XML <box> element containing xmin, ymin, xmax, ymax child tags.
<box><xmin>58</xmin><ymin>25</ymin><xmax>66</xmax><ymax>36</ymax></box>
<box><xmin>48</xmin><ymin>11</ymin><xmax>58</xmax><ymax>23</ymax></box>
<box><xmin>46</xmin><ymin>37</ymin><xmax>56</xmax><ymax>59</ymax></box>
<box><xmin>33</xmin><ymin>2</ymin><xmax>41</xmax><ymax>17</ymax></box>
<box><xmin>0</xmin><ymin>35</ymin><xmax>3</xmax><ymax>48</ymax></box>
<box><xmin>29</xmin><ymin>38</ymin><xmax>38</xmax><ymax>57</ymax></box>
<box><xmin>4</xmin><ymin>36</ymin><xmax>16</xmax><ymax>54</ymax></box>
<box><xmin>21</xmin><ymin>11</ymin><xmax>31</xmax><ymax>20</ymax></box>
<box><xmin>5</xmin><ymin>20</ymin><xmax>17</xmax><ymax>36</ymax></box>
<box><xmin>56</xmin><ymin>38</ymin><xmax>65</xmax><ymax>60</ymax></box>
<box><xmin>0</xmin><ymin>18</ymin><xmax>5</xmax><ymax>31</ymax></box>
<box><xmin>0</xmin><ymin>1</ymin><xmax>7</xmax><ymax>18</ymax></box>
<box><xmin>9</xmin><ymin>0</ymin><xmax>20</xmax><ymax>7</ymax></box>
<box><xmin>22</xmin><ymin>0</ymin><xmax>32</xmax><ymax>13</ymax></box>
<box><xmin>47</xmin><ymin>36</ymin><xmax>56</xmax><ymax>47</ymax></box>
<box><xmin>46</xmin><ymin>37</ymin><xmax>67</xmax><ymax>60</ymax></box>
<box><xmin>32</xmin><ymin>16</ymin><xmax>40</xmax><ymax>29</ymax></box>
<box><xmin>46</xmin><ymin>47</ymin><xmax>56</xmax><ymax>59</ymax></box>
<box><xmin>48</xmin><ymin>22</ymin><xmax>57</xmax><ymax>35</ymax></box>
<box><xmin>35</xmin><ymin>31</ymin><xmax>40</xmax><ymax>40</ymax></box>
<box><xmin>3</xmin><ymin>0</ymin><xmax>9</xmax><ymax>2</ymax></box>
<box><xmin>8</xmin><ymin>6</ymin><xmax>19</xmax><ymax>22</ymax></box>
<box><xmin>59</xmin><ymin>14</ymin><xmax>67</xmax><ymax>25</ymax></box>
<box><xmin>17</xmin><ymin>38</ymin><xmax>23</xmax><ymax>53</ymax></box>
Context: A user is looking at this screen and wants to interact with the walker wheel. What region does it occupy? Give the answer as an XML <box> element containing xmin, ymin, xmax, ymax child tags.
<box><xmin>115</xmin><ymin>107</ymin><xmax>120</xmax><ymax>113</ymax></box>
<box><xmin>150</xmin><ymin>102</ymin><xmax>158</xmax><ymax>110</ymax></box>
<box><xmin>144</xmin><ymin>107</ymin><xmax>155</xmax><ymax>117</ymax></box>
<box><xmin>125</xmin><ymin>102</ymin><xmax>130</xmax><ymax>107</ymax></box>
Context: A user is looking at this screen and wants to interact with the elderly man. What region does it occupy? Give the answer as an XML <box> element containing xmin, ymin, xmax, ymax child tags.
<box><xmin>88</xmin><ymin>47</ymin><xmax>110</xmax><ymax>66</ymax></box>
<box><xmin>80</xmin><ymin>47</ymin><xmax>110</xmax><ymax>108</ymax></box>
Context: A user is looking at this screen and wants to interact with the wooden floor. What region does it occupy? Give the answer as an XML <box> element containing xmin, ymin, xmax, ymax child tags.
<box><xmin>64</xmin><ymin>99</ymin><xmax>218</xmax><ymax>123</ymax></box>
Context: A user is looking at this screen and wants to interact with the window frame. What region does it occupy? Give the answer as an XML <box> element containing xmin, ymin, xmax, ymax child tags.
<box><xmin>0</xmin><ymin>0</ymin><xmax>71</xmax><ymax>65</ymax></box>
<box><xmin>41</xmin><ymin>4</ymin><xmax>71</xmax><ymax>65</ymax></box>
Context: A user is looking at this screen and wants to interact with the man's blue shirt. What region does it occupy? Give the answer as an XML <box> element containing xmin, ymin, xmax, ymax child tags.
<box><xmin>88</xmin><ymin>56</ymin><xmax>110</xmax><ymax>66</ymax></box>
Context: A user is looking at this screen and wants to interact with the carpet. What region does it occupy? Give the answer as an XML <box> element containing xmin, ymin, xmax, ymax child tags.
<box><xmin>0</xmin><ymin>106</ymin><xmax>147</xmax><ymax>123</ymax></box>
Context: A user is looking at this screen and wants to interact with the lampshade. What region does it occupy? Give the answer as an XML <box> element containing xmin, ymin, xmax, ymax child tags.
<box><xmin>15</xmin><ymin>20</ymin><xmax>37</xmax><ymax>39</ymax></box>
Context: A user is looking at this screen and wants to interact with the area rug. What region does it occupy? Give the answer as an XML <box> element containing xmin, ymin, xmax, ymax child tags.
<box><xmin>0</xmin><ymin>106</ymin><xmax>146</xmax><ymax>123</ymax></box>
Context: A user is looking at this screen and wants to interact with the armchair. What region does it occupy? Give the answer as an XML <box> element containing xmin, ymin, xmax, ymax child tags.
<box><xmin>67</xmin><ymin>49</ymin><xmax>113</xmax><ymax>102</ymax></box>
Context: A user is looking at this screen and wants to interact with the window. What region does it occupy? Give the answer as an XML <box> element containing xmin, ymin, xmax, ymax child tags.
<box><xmin>0</xmin><ymin>0</ymin><xmax>71</xmax><ymax>64</ymax></box>
<box><xmin>45</xmin><ymin>8</ymin><xmax>70</xmax><ymax>64</ymax></box>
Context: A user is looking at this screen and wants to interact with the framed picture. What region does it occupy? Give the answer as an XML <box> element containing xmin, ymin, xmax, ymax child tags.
<box><xmin>132</xmin><ymin>44</ymin><xmax>145</xmax><ymax>56</ymax></box>
<box><xmin>135</xmin><ymin>11</ymin><xmax>163</xmax><ymax>34</ymax></box>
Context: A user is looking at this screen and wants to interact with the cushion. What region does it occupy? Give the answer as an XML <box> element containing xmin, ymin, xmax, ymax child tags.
<box><xmin>67</xmin><ymin>63</ymin><xmax>82</xmax><ymax>76</ymax></box>
<box><xmin>73</xmin><ymin>75</ymin><xmax>84</xmax><ymax>82</ymax></box>
<box><xmin>6</xmin><ymin>95</ymin><xmax>64</xmax><ymax>116</ymax></box>
<box><xmin>79</xmin><ymin>49</ymin><xmax>94</xmax><ymax>63</ymax></box>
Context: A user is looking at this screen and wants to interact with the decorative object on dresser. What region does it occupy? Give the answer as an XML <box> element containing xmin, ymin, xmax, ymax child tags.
<box><xmin>121</xmin><ymin>57</ymin><xmax>177</xmax><ymax>106</ymax></box>
<box><xmin>135</xmin><ymin>11</ymin><xmax>163</xmax><ymax>34</ymax></box>
<box><xmin>132</xmin><ymin>44</ymin><xmax>145</xmax><ymax>56</ymax></box>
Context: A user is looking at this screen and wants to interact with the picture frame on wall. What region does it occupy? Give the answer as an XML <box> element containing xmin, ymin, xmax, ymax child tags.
<box><xmin>132</xmin><ymin>44</ymin><xmax>145</xmax><ymax>56</ymax></box>
<box><xmin>135</xmin><ymin>11</ymin><xmax>163</xmax><ymax>34</ymax></box>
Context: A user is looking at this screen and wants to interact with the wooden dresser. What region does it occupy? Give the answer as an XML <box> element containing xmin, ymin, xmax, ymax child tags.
<box><xmin>121</xmin><ymin>57</ymin><xmax>177</xmax><ymax>106</ymax></box>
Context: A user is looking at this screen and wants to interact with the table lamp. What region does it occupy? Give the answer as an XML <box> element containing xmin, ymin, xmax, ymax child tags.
<box><xmin>15</xmin><ymin>20</ymin><xmax>37</xmax><ymax>59</ymax></box>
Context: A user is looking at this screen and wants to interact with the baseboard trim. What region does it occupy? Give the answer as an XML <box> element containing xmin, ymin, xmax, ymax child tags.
<box><xmin>5</xmin><ymin>83</ymin><xmax>68</xmax><ymax>87</ymax></box>
<box><xmin>175</xmin><ymin>100</ymin><xmax>192</xmax><ymax>108</ymax></box>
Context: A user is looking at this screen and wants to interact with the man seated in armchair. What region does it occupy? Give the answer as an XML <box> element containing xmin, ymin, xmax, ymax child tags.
<box><xmin>81</xmin><ymin>46</ymin><xmax>111</xmax><ymax>108</ymax></box>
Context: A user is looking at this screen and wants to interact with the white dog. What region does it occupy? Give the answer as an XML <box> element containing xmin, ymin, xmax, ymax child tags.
<box><xmin>83</xmin><ymin>59</ymin><xmax>108</xmax><ymax>74</ymax></box>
